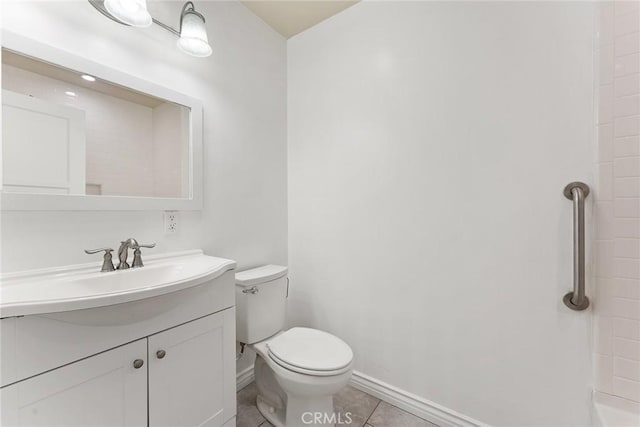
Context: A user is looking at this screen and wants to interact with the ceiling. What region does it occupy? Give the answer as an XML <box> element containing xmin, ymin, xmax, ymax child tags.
<box><xmin>241</xmin><ymin>1</ymin><xmax>359</xmax><ymax>39</ymax></box>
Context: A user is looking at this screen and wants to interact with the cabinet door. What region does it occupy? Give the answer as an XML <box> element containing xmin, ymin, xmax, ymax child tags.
<box><xmin>149</xmin><ymin>309</ymin><xmax>236</xmax><ymax>427</ymax></box>
<box><xmin>1</xmin><ymin>339</ymin><xmax>147</xmax><ymax>427</ymax></box>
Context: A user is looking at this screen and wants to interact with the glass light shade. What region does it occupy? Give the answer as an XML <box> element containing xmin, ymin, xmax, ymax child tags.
<box><xmin>177</xmin><ymin>12</ymin><xmax>212</xmax><ymax>57</ymax></box>
<box><xmin>104</xmin><ymin>0</ymin><xmax>152</xmax><ymax>28</ymax></box>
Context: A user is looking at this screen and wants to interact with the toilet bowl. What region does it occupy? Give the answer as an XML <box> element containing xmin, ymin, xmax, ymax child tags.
<box><xmin>236</xmin><ymin>266</ymin><xmax>354</xmax><ymax>427</ymax></box>
<box><xmin>252</xmin><ymin>328</ymin><xmax>353</xmax><ymax>427</ymax></box>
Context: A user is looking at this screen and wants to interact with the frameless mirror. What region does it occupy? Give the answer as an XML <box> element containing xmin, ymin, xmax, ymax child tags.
<box><xmin>1</xmin><ymin>32</ymin><xmax>203</xmax><ymax>211</ymax></box>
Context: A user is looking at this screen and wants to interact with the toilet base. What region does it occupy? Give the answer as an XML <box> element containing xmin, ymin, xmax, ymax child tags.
<box><xmin>256</xmin><ymin>394</ymin><xmax>286</xmax><ymax>427</ymax></box>
<box><xmin>253</xmin><ymin>353</ymin><xmax>351</xmax><ymax>427</ymax></box>
<box><xmin>257</xmin><ymin>392</ymin><xmax>335</xmax><ymax>427</ymax></box>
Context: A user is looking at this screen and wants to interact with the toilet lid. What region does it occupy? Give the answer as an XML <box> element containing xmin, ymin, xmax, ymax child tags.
<box><xmin>267</xmin><ymin>327</ymin><xmax>353</xmax><ymax>373</ymax></box>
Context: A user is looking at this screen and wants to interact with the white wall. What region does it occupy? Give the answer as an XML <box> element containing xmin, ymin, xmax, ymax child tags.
<box><xmin>288</xmin><ymin>2</ymin><xmax>595</xmax><ymax>426</ymax></box>
<box><xmin>0</xmin><ymin>1</ymin><xmax>287</xmax><ymax>275</ymax></box>
<box><xmin>593</xmin><ymin>0</ymin><xmax>640</xmax><ymax>405</ymax></box>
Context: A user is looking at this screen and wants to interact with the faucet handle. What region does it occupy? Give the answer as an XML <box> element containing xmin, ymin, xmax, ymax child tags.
<box><xmin>131</xmin><ymin>243</ymin><xmax>156</xmax><ymax>268</ymax></box>
<box><xmin>84</xmin><ymin>247</ymin><xmax>114</xmax><ymax>255</ymax></box>
<box><xmin>132</xmin><ymin>243</ymin><xmax>156</xmax><ymax>249</ymax></box>
<box><xmin>84</xmin><ymin>248</ymin><xmax>115</xmax><ymax>272</ymax></box>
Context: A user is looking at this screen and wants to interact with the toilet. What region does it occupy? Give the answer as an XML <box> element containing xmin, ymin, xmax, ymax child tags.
<box><xmin>236</xmin><ymin>265</ymin><xmax>354</xmax><ymax>427</ymax></box>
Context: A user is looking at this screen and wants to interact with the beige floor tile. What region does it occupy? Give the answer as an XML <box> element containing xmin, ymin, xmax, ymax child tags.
<box><xmin>237</xmin><ymin>383</ymin><xmax>267</xmax><ymax>427</ymax></box>
<box><xmin>238</xmin><ymin>382</ymin><xmax>436</xmax><ymax>427</ymax></box>
<box><xmin>367</xmin><ymin>401</ymin><xmax>437</xmax><ymax>427</ymax></box>
<box><xmin>333</xmin><ymin>385</ymin><xmax>381</xmax><ymax>427</ymax></box>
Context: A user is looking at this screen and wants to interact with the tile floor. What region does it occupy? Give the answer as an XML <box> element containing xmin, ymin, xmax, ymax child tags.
<box><xmin>237</xmin><ymin>382</ymin><xmax>438</xmax><ymax>427</ymax></box>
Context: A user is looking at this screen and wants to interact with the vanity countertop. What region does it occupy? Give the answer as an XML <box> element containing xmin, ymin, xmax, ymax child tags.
<box><xmin>0</xmin><ymin>250</ymin><xmax>236</xmax><ymax>318</ymax></box>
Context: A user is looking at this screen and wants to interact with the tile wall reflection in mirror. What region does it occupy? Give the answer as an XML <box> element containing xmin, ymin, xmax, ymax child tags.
<box><xmin>1</xmin><ymin>49</ymin><xmax>191</xmax><ymax>198</ymax></box>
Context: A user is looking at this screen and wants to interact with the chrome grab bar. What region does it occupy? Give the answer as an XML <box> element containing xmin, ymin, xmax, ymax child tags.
<box><xmin>563</xmin><ymin>182</ymin><xmax>590</xmax><ymax>311</ymax></box>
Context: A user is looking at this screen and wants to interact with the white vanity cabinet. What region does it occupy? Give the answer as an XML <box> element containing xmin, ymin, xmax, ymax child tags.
<box><xmin>0</xmin><ymin>253</ymin><xmax>237</xmax><ymax>427</ymax></box>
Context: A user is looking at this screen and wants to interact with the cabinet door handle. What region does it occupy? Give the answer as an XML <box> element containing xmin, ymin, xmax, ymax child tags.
<box><xmin>133</xmin><ymin>359</ymin><xmax>144</xmax><ymax>369</ymax></box>
<box><xmin>156</xmin><ymin>350</ymin><xmax>166</xmax><ymax>359</ymax></box>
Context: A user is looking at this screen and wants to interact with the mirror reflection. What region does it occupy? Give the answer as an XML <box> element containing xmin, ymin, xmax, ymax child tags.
<box><xmin>2</xmin><ymin>49</ymin><xmax>191</xmax><ymax>198</ymax></box>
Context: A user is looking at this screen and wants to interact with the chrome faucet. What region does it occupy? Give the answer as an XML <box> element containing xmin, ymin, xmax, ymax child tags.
<box><xmin>117</xmin><ymin>238</ymin><xmax>138</xmax><ymax>270</ymax></box>
<box><xmin>117</xmin><ymin>238</ymin><xmax>156</xmax><ymax>269</ymax></box>
<box><xmin>86</xmin><ymin>238</ymin><xmax>155</xmax><ymax>272</ymax></box>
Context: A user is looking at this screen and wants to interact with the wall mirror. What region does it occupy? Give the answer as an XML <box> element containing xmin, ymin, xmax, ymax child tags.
<box><xmin>1</xmin><ymin>32</ymin><xmax>203</xmax><ymax>210</ymax></box>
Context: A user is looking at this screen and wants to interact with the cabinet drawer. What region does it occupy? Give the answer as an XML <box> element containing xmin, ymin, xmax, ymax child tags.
<box><xmin>1</xmin><ymin>270</ymin><xmax>234</xmax><ymax>386</ymax></box>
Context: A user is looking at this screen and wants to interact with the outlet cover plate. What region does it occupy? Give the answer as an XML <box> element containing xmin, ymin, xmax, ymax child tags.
<box><xmin>164</xmin><ymin>211</ymin><xmax>178</xmax><ymax>234</ymax></box>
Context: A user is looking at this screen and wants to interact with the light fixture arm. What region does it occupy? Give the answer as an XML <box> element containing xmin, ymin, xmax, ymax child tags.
<box><xmin>88</xmin><ymin>0</ymin><xmax>204</xmax><ymax>37</ymax></box>
<box><xmin>151</xmin><ymin>16</ymin><xmax>180</xmax><ymax>37</ymax></box>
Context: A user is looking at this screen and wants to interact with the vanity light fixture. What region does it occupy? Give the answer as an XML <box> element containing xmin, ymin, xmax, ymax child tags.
<box><xmin>104</xmin><ymin>0</ymin><xmax>152</xmax><ymax>28</ymax></box>
<box><xmin>176</xmin><ymin>3</ymin><xmax>212</xmax><ymax>57</ymax></box>
<box><xmin>81</xmin><ymin>74</ymin><xmax>97</xmax><ymax>82</ymax></box>
<box><xmin>89</xmin><ymin>0</ymin><xmax>212</xmax><ymax>58</ymax></box>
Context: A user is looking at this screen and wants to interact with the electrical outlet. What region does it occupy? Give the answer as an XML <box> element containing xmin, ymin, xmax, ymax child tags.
<box><xmin>164</xmin><ymin>211</ymin><xmax>178</xmax><ymax>234</ymax></box>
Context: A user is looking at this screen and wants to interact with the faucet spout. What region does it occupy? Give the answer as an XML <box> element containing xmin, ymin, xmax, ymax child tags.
<box><xmin>117</xmin><ymin>238</ymin><xmax>138</xmax><ymax>270</ymax></box>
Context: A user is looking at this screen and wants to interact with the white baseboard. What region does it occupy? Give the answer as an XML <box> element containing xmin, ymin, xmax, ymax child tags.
<box><xmin>350</xmin><ymin>371</ymin><xmax>489</xmax><ymax>427</ymax></box>
<box><xmin>236</xmin><ymin>366</ymin><xmax>255</xmax><ymax>391</ymax></box>
<box><xmin>235</xmin><ymin>366</ymin><xmax>486</xmax><ymax>427</ymax></box>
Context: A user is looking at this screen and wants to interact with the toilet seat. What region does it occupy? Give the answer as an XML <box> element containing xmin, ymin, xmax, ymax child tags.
<box><xmin>266</xmin><ymin>327</ymin><xmax>353</xmax><ymax>377</ymax></box>
<box><xmin>268</xmin><ymin>352</ymin><xmax>352</xmax><ymax>376</ymax></box>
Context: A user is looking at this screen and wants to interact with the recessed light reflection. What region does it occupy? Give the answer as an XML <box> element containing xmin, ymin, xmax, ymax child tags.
<box><xmin>65</xmin><ymin>91</ymin><xmax>77</xmax><ymax>97</ymax></box>
<box><xmin>81</xmin><ymin>74</ymin><xmax>96</xmax><ymax>82</ymax></box>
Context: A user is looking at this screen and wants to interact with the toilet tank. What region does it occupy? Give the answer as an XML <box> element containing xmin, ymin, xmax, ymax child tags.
<box><xmin>235</xmin><ymin>265</ymin><xmax>288</xmax><ymax>344</ymax></box>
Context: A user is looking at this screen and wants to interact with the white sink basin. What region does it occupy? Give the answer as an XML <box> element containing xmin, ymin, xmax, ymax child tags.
<box><xmin>0</xmin><ymin>250</ymin><xmax>236</xmax><ymax>317</ymax></box>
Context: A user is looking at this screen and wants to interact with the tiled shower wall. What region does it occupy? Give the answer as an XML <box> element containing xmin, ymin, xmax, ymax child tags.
<box><xmin>595</xmin><ymin>0</ymin><xmax>640</xmax><ymax>405</ymax></box>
